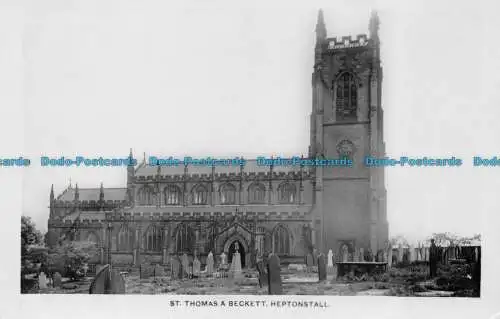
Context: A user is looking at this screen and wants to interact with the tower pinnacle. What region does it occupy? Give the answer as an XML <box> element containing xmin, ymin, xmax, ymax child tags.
<box><xmin>369</xmin><ymin>10</ymin><xmax>380</xmax><ymax>40</ymax></box>
<box><xmin>74</xmin><ymin>183</ymin><xmax>79</xmax><ymax>201</ymax></box>
<box><xmin>315</xmin><ymin>9</ymin><xmax>327</xmax><ymax>43</ymax></box>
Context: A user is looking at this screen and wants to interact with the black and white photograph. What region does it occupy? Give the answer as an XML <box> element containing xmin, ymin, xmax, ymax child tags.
<box><xmin>2</xmin><ymin>0</ymin><xmax>500</xmax><ymax>318</ymax></box>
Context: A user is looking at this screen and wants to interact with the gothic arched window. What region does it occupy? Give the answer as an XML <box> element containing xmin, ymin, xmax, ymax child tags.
<box><xmin>220</xmin><ymin>183</ymin><xmax>236</xmax><ymax>205</ymax></box>
<box><xmin>144</xmin><ymin>224</ymin><xmax>162</xmax><ymax>252</ymax></box>
<box><xmin>175</xmin><ymin>223</ymin><xmax>195</xmax><ymax>253</ymax></box>
<box><xmin>248</xmin><ymin>183</ymin><xmax>266</xmax><ymax>204</ymax></box>
<box><xmin>117</xmin><ymin>224</ymin><xmax>134</xmax><ymax>251</ymax></box>
<box><xmin>87</xmin><ymin>232</ymin><xmax>99</xmax><ymax>246</ymax></box>
<box><xmin>273</xmin><ymin>225</ymin><xmax>290</xmax><ymax>255</ymax></box>
<box><xmin>164</xmin><ymin>185</ymin><xmax>182</xmax><ymax>205</ymax></box>
<box><xmin>336</xmin><ymin>72</ymin><xmax>358</xmax><ymax>120</ymax></box>
<box><xmin>192</xmin><ymin>184</ymin><xmax>208</xmax><ymax>205</ymax></box>
<box><xmin>138</xmin><ymin>186</ymin><xmax>155</xmax><ymax>206</ymax></box>
<box><xmin>278</xmin><ymin>182</ymin><xmax>296</xmax><ymax>204</ymax></box>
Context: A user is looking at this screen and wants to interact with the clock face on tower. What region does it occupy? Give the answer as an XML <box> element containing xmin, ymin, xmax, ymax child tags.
<box><xmin>336</xmin><ymin>139</ymin><xmax>355</xmax><ymax>158</ymax></box>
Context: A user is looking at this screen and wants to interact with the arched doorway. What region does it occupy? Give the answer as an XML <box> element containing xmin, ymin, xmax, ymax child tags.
<box><xmin>228</xmin><ymin>240</ymin><xmax>246</xmax><ymax>268</ymax></box>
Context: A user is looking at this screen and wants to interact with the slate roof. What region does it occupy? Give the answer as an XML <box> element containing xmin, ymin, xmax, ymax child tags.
<box><xmin>134</xmin><ymin>159</ymin><xmax>301</xmax><ymax>177</ymax></box>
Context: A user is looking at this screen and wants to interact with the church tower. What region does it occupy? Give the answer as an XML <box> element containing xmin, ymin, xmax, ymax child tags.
<box><xmin>309</xmin><ymin>10</ymin><xmax>388</xmax><ymax>254</ymax></box>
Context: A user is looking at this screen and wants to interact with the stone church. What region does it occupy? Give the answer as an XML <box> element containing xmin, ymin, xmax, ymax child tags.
<box><xmin>46</xmin><ymin>10</ymin><xmax>388</xmax><ymax>268</ymax></box>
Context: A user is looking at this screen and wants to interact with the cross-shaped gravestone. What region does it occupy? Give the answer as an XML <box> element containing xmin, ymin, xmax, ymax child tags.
<box><xmin>267</xmin><ymin>254</ymin><xmax>282</xmax><ymax>295</ymax></box>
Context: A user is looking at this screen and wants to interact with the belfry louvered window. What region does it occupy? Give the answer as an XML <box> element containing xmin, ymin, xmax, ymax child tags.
<box><xmin>336</xmin><ymin>72</ymin><xmax>357</xmax><ymax>120</ymax></box>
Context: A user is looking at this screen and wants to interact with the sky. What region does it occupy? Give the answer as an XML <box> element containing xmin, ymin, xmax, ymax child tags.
<box><xmin>17</xmin><ymin>0</ymin><xmax>500</xmax><ymax>243</ymax></box>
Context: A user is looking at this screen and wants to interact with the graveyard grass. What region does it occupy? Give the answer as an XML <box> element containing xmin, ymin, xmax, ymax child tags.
<box><xmin>28</xmin><ymin>262</ymin><xmax>479</xmax><ymax>297</ymax></box>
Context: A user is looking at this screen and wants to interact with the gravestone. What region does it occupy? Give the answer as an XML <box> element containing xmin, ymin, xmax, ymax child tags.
<box><xmin>53</xmin><ymin>272</ymin><xmax>62</xmax><ymax>288</ymax></box>
<box><xmin>353</xmin><ymin>250</ymin><xmax>360</xmax><ymax>262</ymax></box>
<box><xmin>140</xmin><ymin>264</ymin><xmax>154</xmax><ymax>279</ymax></box>
<box><xmin>220</xmin><ymin>252</ymin><xmax>227</xmax><ymax>268</ymax></box>
<box><xmin>267</xmin><ymin>254</ymin><xmax>282</xmax><ymax>295</ymax></box>
<box><xmin>82</xmin><ymin>263</ymin><xmax>89</xmax><ymax>276</ymax></box>
<box><xmin>38</xmin><ymin>272</ymin><xmax>47</xmax><ymax>289</ymax></box>
<box><xmin>327</xmin><ymin>249</ymin><xmax>334</xmax><ymax>268</ymax></box>
<box><xmin>409</xmin><ymin>245</ymin><xmax>416</xmax><ymax>263</ymax></box>
<box><xmin>181</xmin><ymin>254</ymin><xmax>189</xmax><ymax>275</ymax></box>
<box><xmin>206</xmin><ymin>251</ymin><xmax>214</xmax><ymax>276</ymax></box>
<box><xmin>154</xmin><ymin>264</ymin><xmax>165</xmax><ymax>277</ymax></box>
<box><xmin>256</xmin><ymin>261</ymin><xmax>268</xmax><ymax>288</ymax></box>
<box><xmin>317</xmin><ymin>254</ymin><xmax>326</xmax><ymax>281</ymax></box>
<box><xmin>341</xmin><ymin>245</ymin><xmax>349</xmax><ymax>262</ymax></box>
<box><xmin>306</xmin><ymin>253</ymin><xmax>313</xmax><ymax>270</ymax></box>
<box><xmin>89</xmin><ymin>265</ymin><xmax>126</xmax><ymax>294</ymax></box>
<box><xmin>360</xmin><ymin>248</ymin><xmax>365</xmax><ymax>262</ymax></box>
<box><xmin>178</xmin><ymin>262</ymin><xmax>185</xmax><ymax>280</ymax></box>
<box><xmin>398</xmin><ymin>245</ymin><xmax>404</xmax><ymax>263</ymax></box>
<box><xmin>170</xmin><ymin>257</ymin><xmax>180</xmax><ymax>278</ymax></box>
<box><xmin>193</xmin><ymin>258</ymin><xmax>201</xmax><ymax>277</ymax></box>
<box><xmin>312</xmin><ymin>249</ymin><xmax>318</xmax><ymax>266</ymax></box>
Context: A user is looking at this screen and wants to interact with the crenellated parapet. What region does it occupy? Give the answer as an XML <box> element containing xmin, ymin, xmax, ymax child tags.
<box><xmin>99</xmin><ymin>208</ymin><xmax>311</xmax><ymax>222</ymax></box>
<box><xmin>327</xmin><ymin>34</ymin><xmax>369</xmax><ymax>50</ymax></box>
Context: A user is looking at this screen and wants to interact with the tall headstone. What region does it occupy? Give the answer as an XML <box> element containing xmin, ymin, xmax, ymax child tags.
<box><xmin>398</xmin><ymin>245</ymin><xmax>404</xmax><ymax>263</ymax></box>
<box><xmin>341</xmin><ymin>245</ymin><xmax>349</xmax><ymax>262</ymax></box>
<box><xmin>38</xmin><ymin>272</ymin><xmax>47</xmax><ymax>289</ymax></box>
<box><xmin>230</xmin><ymin>251</ymin><xmax>243</xmax><ymax>280</ymax></box>
<box><xmin>182</xmin><ymin>253</ymin><xmax>189</xmax><ymax>275</ymax></box>
<box><xmin>53</xmin><ymin>272</ymin><xmax>62</xmax><ymax>288</ymax></box>
<box><xmin>193</xmin><ymin>258</ymin><xmax>201</xmax><ymax>277</ymax></box>
<box><xmin>306</xmin><ymin>253</ymin><xmax>313</xmax><ymax>269</ymax></box>
<box><xmin>256</xmin><ymin>261</ymin><xmax>267</xmax><ymax>288</ymax></box>
<box><xmin>327</xmin><ymin>249</ymin><xmax>334</xmax><ymax>268</ymax></box>
<box><xmin>170</xmin><ymin>257</ymin><xmax>180</xmax><ymax>278</ymax></box>
<box><xmin>220</xmin><ymin>252</ymin><xmax>227</xmax><ymax>268</ymax></box>
<box><xmin>409</xmin><ymin>245</ymin><xmax>416</xmax><ymax>263</ymax></box>
<box><xmin>317</xmin><ymin>254</ymin><xmax>326</xmax><ymax>281</ymax></box>
<box><xmin>312</xmin><ymin>249</ymin><xmax>318</xmax><ymax>266</ymax></box>
<box><xmin>267</xmin><ymin>254</ymin><xmax>282</xmax><ymax>295</ymax></box>
<box><xmin>206</xmin><ymin>251</ymin><xmax>214</xmax><ymax>276</ymax></box>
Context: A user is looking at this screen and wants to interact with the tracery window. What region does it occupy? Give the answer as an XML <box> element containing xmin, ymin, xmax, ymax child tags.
<box><xmin>117</xmin><ymin>224</ymin><xmax>134</xmax><ymax>251</ymax></box>
<box><xmin>144</xmin><ymin>224</ymin><xmax>162</xmax><ymax>252</ymax></box>
<box><xmin>87</xmin><ymin>232</ymin><xmax>99</xmax><ymax>246</ymax></box>
<box><xmin>248</xmin><ymin>183</ymin><xmax>266</xmax><ymax>204</ymax></box>
<box><xmin>164</xmin><ymin>185</ymin><xmax>182</xmax><ymax>205</ymax></box>
<box><xmin>192</xmin><ymin>184</ymin><xmax>208</xmax><ymax>205</ymax></box>
<box><xmin>278</xmin><ymin>182</ymin><xmax>296</xmax><ymax>204</ymax></box>
<box><xmin>273</xmin><ymin>225</ymin><xmax>290</xmax><ymax>255</ymax></box>
<box><xmin>336</xmin><ymin>72</ymin><xmax>358</xmax><ymax>120</ymax></box>
<box><xmin>137</xmin><ymin>186</ymin><xmax>155</xmax><ymax>205</ymax></box>
<box><xmin>219</xmin><ymin>183</ymin><xmax>236</xmax><ymax>205</ymax></box>
<box><xmin>175</xmin><ymin>223</ymin><xmax>195</xmax><ymax>253</ymax></box>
